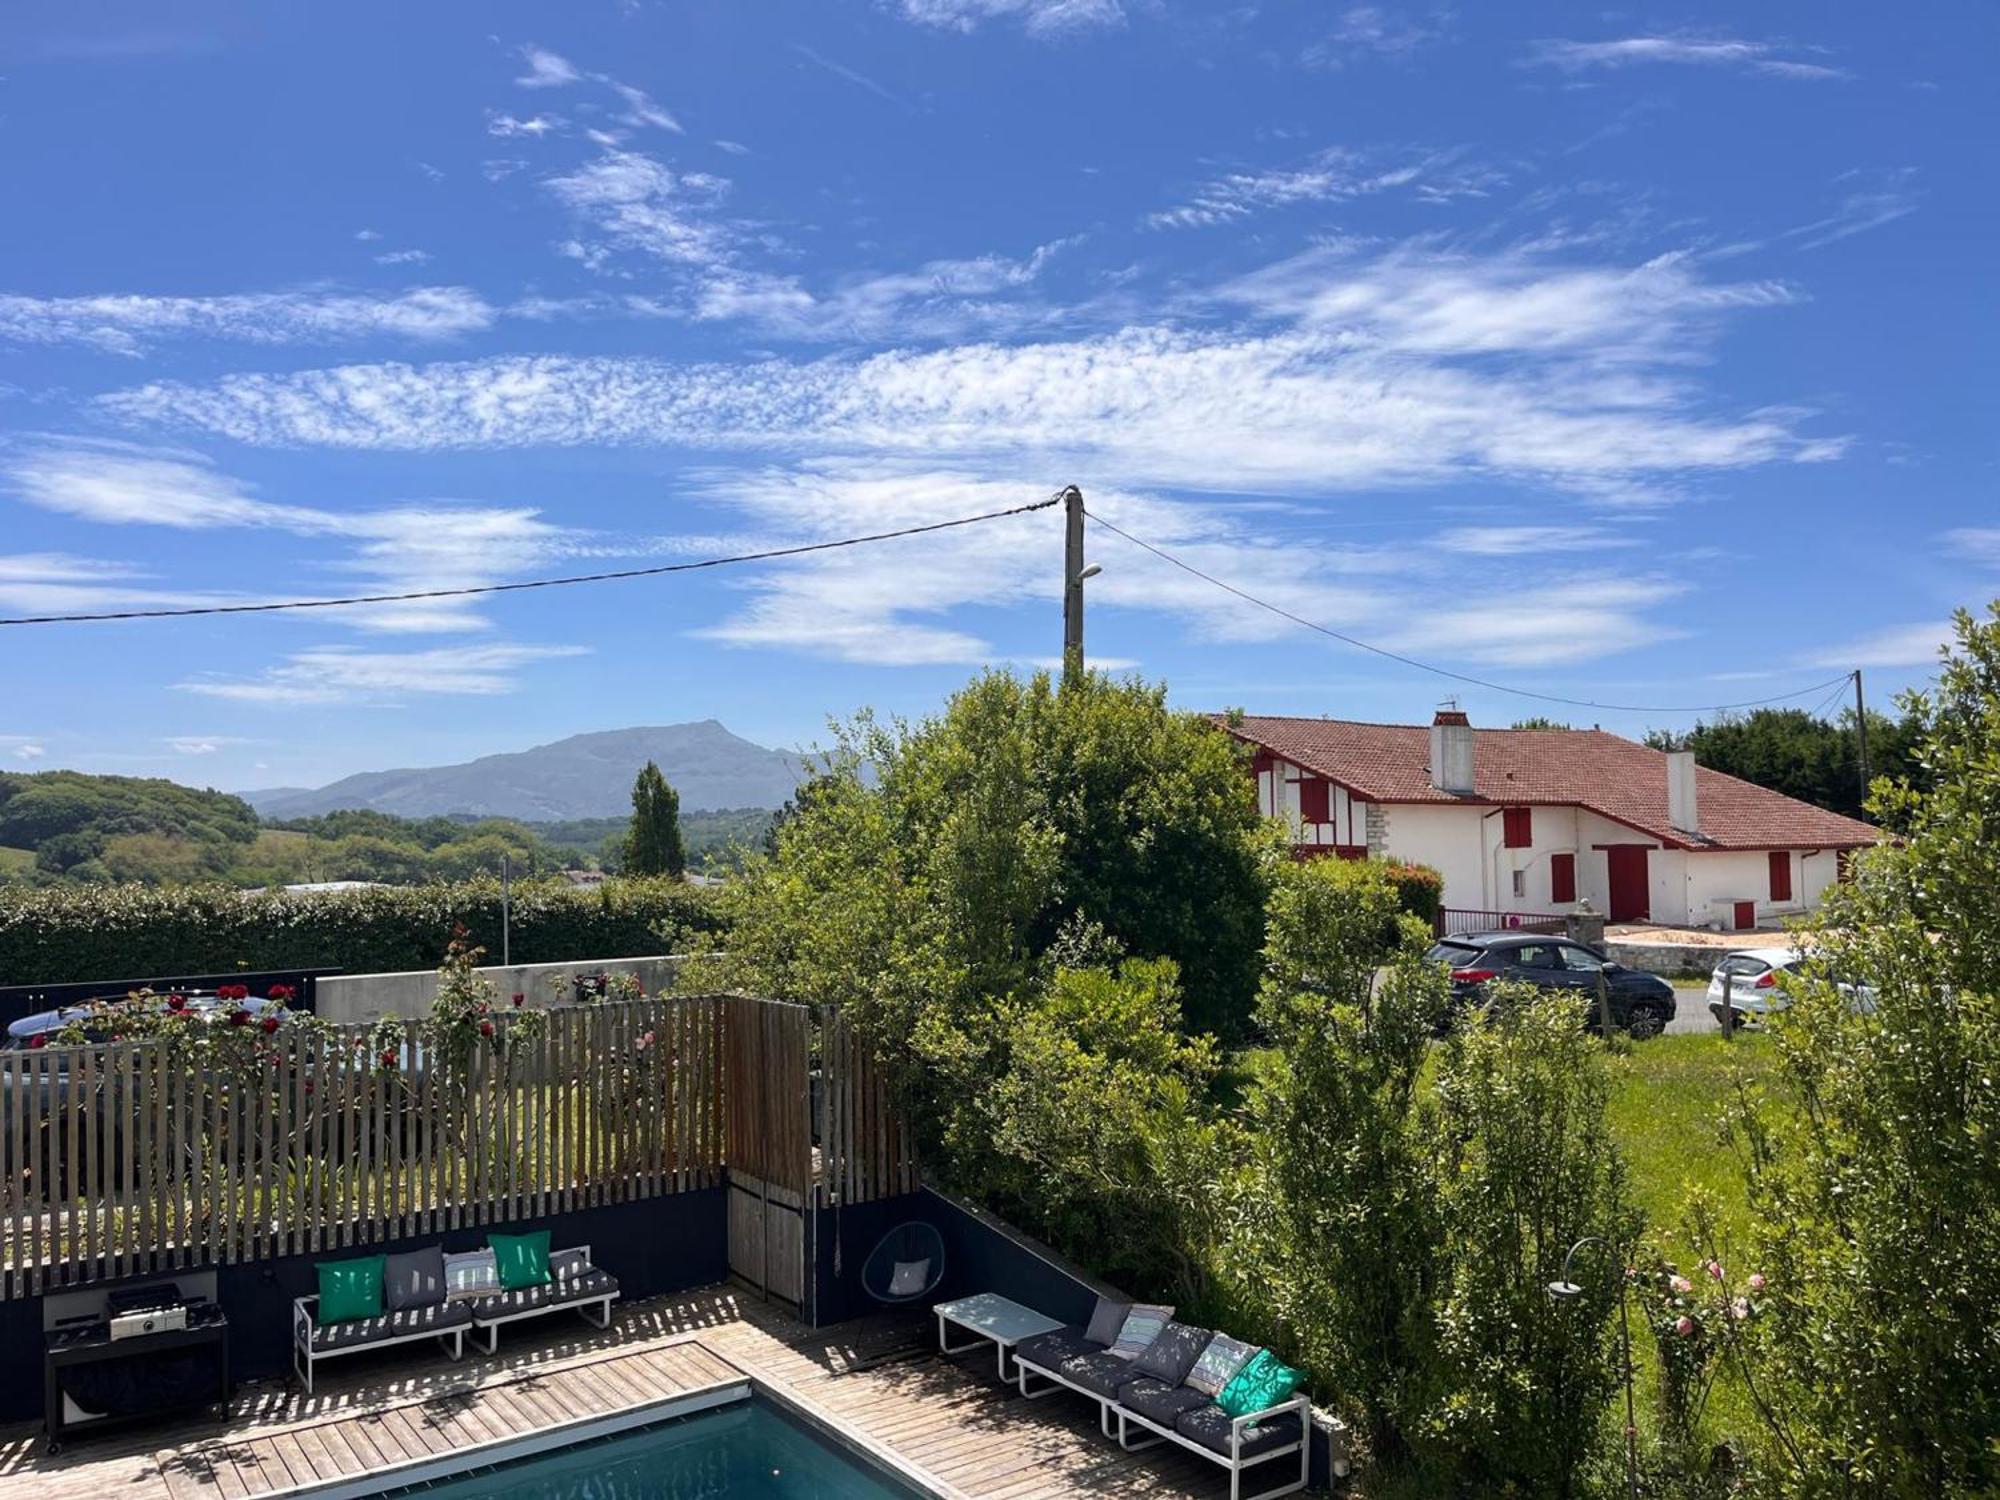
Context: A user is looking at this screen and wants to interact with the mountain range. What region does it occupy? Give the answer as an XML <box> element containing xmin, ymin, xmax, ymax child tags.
<box><xmin>243</xmin><ymin>722</ymin><xmax>811</xmax><ymax>821</ymax></box>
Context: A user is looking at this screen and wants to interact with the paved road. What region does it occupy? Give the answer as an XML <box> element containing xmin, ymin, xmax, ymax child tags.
<box><xmin>1666</xmin><ymin>980</ymin><xmax>1717</xmax><ymax>1034</ymax></box>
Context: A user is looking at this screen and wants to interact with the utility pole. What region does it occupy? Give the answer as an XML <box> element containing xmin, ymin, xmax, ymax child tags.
<box><xmin>1061</xmin><ymin>484</ymin><xmax>1086</xmax><ymax>685</ymax></box>
<box><xmin>1853</xmin><ymin>668</ymin><xmax>1870</xmax><ymax>812</ymax></box>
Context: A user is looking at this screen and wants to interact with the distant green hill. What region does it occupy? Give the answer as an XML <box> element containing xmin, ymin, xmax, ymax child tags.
<box><xmin>0</xmin><ymin>770</ymin><xmax>259</xmax><ymax>883</ymax></box>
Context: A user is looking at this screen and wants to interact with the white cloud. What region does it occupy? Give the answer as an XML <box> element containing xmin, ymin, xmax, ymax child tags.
<box><xmin>102</xmin><ymin>244</ymin><xmax>1830</xmax><ymax>505</ymax></box>
<box><xmin>1947</xmin><ymin>528</ymin><xmax>2000</xmax><ymax>567</ymax></box>
<box><xmin>0</xmin><ymin>550</ymin><xmax>207</xmax><ymax>619</ymax></box>
<box><xmin>178</xmin><ymin>643</ymin><xmax>589</xmax><ymax>705</ymax></box>
<box><xmin>894</xmin><ymin>0</ymin><xmax>1124</xmax><ymax>37</ymax></box>
<box><xmin>1435</xmin><ymin>525</ymin><xmax>1631</xmax><ymax>555</ymax></box>
<box><xmin>605</xmin><ymin>80</ymin><xmax>682</xmax><ymax>133</ymax></box>
<box><xmin>0</xmin><ymin>286</ymin><xmax>495</xmax><ymax>355</ymax></box>
<box><xmin>488</xmin><ymin>112</ymin><xmax>567</xmax><ymax>139</ymax></box>
<box><xmin>515</xmin><ymin>44</ymin><xmax>583</xmax><ymax>89</ymax></box>
<box><xmin>1785</xmin><ymin>168</ymin><xmax>1920</xmax><ymax>251</ymax></box>
<box><xmin>689</xmin><ymin>240</ymin><xmax>1074</xmax><ymax>341</ymax></box>
<box><xmin>678</xmin><ymin>465</ymin><xmax>1685</xmax><ymax>669</ymax></box>
<box><xmin>5</xmin><ymin>444</ymin><xmax>576</xmax><ymax>634</ymax></box>
<box><xmin>1303</xmin><ymin>6</ymin><xmax>1451</xmax><ymax>68</ymax></box>
<box><xmin>1807</xmin><ymin>622</ymin><xmax>1953</xmax><ymax>670</ymax></box>
<box><xmin>354</xmin><ymin>229</ymin><xmax>383</xmax><ymax>242</ymax></box>
<box><xmin>544</xmin><ymin>149</ymin><xmax>735</xmax><ymax>270</ymax></box>
<box><xmin>13</xmin><ymin>744</ymin><xmax>45</xmax><ymax>761</ymax></box>
<box><xmin>1528</xmin><ymin>35</ymin><xmax>1847</xmax><ymax>81</ymax></box>
<box><xmin>373</xmin><ymin>248</ymin><xmax>432</xmax><ymax>266</ymax></box>
<box><xmin>1146</xmin><ymin>146</ymin><xmax>1504</xmax><ymax>229</ymax></box>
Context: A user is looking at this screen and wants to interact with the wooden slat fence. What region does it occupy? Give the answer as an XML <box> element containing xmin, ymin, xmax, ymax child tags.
<box><xmin>817</xmin><ymin>1006</ymin><xmax>917</xmax><ymax>1207</ymax></box>
<box><xmin>0</xmin><ymin>997</ymin><xmax>728</xmax><ymax>1299</ymax></box>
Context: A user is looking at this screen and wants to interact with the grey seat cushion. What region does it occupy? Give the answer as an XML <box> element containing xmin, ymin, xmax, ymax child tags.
<box><xmin>310</xmin><ymin>1298</ymin><xmax>471</xmax><ymax>1351</ymax></box>
<box><xmin>470</xmin><ymin>1266</ymin><xmax>619</xmax><ymax>1321</ymax></box>
<box><xmin>1173</xmin><ymin>1403</ymin><xmax>1304</xmax><ymax>1460</ymax></box>
<box><xmin>1014</xmin><ymin>1326</ymin><xmax>1092</xmax><ymax>1368</ymax></box>
<box><xmin>383</xmin><ymin>1246</ymin><xmax>448</xmax><ymax>1312</ymax></box>
<box><xmin>1116</xmin><ymin>1377</ymin><xmax>1214</xmax><ymax>1427</ymax></box>
<box><xmin>1051</xmin><ymin>1347</ymin><xmax>1137</xmax><ymax>1398</ymax></box>
<box><xmin>1128</xmin><ymin>1321</ymin><xmax>1212</xmax><ymax>1386</ymax></box>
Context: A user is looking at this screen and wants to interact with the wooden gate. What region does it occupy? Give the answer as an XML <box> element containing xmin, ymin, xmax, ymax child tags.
<box><xmin>722</xmin><ymin>995</ymin><xmax>812</xmax><ymax>1308</ymax></box>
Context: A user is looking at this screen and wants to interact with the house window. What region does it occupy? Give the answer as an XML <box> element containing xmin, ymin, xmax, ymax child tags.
<box><xmin>1511</xmin><ymin>869</ymin><xmax>1526</xmax><ymax>898</ymax></box>
<box><xmin>1502</xmin><ymin>806</ymin><xmax>1532</xmax><ymax>848</ymax></box>
<box><xmin>1551</xmin><ymin>852</ymin><xmax>1577</xmax><ymax>903</ymax></box>
<box><xmin>1768</xmin><ymin>851</ymin><xmax>1793</xmax><ymax>903</ymax></box>
<box><xmin>1298</xmin><ymin>776</ymin><xmax>1331</xmax><ymax>824</ymax></box>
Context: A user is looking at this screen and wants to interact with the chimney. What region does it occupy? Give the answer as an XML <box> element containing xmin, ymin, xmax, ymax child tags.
<box><xmin>1666</xmin><ymin>749</ymin><xmax>1699</xmax><ymax>833</ymax></box>
<box><xmin>1429</xmin><ymin>705</ymin><xmax>1476</xmax><ymax>795</ymax></box>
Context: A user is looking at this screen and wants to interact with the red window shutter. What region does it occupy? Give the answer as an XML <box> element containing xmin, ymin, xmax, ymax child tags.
<box><xmin>1550</xmin><ymin>852</ymin><xmax>1576</xmax><ymax>903</ymax></box>
<box><xmin>1769</xmin><ymin>851</ymin><xmax>1792</xmax><ymax>902</ymax></box>
<box><xmin>1502</xmin><ymin>806</ymin><xmax>1532</xmax><ymax>848</ymax></box>
<box><xmin>1298</xmin><ymin>777</ymin><xmax>1330</xmax><ymax>824</ymax></box>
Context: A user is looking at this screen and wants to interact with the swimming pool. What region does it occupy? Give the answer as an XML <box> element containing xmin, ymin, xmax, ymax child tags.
<box><xmin>376</xmin><ymin>1396</ymin><xmax>926</xmax><ymax>1499</ymax></box>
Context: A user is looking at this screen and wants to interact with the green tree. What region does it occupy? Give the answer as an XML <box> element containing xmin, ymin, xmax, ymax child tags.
<box><xmin>621</xmin><ymin>761</ymin><xmax>686</xmax><ymax>878</ymax></box>
<box><xmin>1643</xmin><ymin>705</ymin><xmax>1929</xmax><ymax>822</ymax></box>
<box><xmin>1424</xmin><ymin>988</ymin><xmax>1639</xmax><ymax>1498</ymax></box>
<box><xmin>1725</xmin><ymin>604</ymin><xmax>2000</xmax><ymax>1497</ymax></box>
<box><xmin>1242</xmin><ymin>857</ymin><xmax>1449</xmax><ymax>1463</ymax></box>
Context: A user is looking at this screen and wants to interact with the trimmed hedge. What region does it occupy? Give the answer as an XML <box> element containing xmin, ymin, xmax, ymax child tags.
<box><xmin>0</xmin><ymin>876</ymin><xmax>726</xmax><ymax>987</ymax></box>
<box><xmin>1381</xmin><ymin>860</ymin><xmax>1444</xmax><ymax>930</ymax></box>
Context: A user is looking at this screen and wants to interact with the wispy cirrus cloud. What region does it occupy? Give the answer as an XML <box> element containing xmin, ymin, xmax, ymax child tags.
<box><xmin>514</xmin><ymin>44</ymin><xmax>582</xmax><ymax>89</ymax></box>
<box><xmin>508</xmin><ymin>43</ymin><xmax>682</xmax><ymax>133</ymax></box>
<box><xmin>4</xmin><ymin>443</ymin><xmax>578</xmax><ymax>634</ymax></box>
<box><xmin>178</xmin><ymin>643</ymin><xmax>589</xmax><ymax>705</ymax></box>
<box><xmin>1434</xmin><ymin>525</ymin><xmax>1633</xmax><ymax>556</ymax></box>
<box><xmin>0</xmin><ymin>286</ymin><xmax>495</xmax><ymax>356</ymax></box>
<box><xmin>1784</xmin><ymin>168</ymin><xmax>1920</xmax><ymax>250</ymax></box>
<box><xmin>545</xmin><ymin>149</ymin><xmax>737</xmax><ymax>271</ymax></box>
<box><xmin>1302</xmin><ymin>6</ymin><xmax>1453</xmax><ymax>68</ymax></box>
<box><xmin>1146</xmin><ymin>146</ymin><xmax>1504</xmax><ymax>229</ymax></box>
<box><xmin>1527</xmin><ymin>34</ymin><xmax>1847</xmax><ymax>81</ymax></box>
<box><xmin>1807</xmin><ymin>621</ymin><xmax>1953</xmax><ymax>670</ymax></box>
<box><xmin>892</xmin><ymin>0</ymin><xmax>1124</xmax><ymax>38</ymax></box>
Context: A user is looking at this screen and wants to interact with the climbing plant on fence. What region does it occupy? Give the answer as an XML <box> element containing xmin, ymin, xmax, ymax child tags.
<box><xmin>0</xmin><ymin>875</ymin><xmax>725</xmax><ymax>985</ymax></box>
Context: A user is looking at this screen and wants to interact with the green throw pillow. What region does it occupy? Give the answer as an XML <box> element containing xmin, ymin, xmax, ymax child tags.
<box><xmin>316</xmin><ymin>1254</ymin><xmax>386</xmax><ymax>1325</ymax></box>
<box><xmin>1216</xmin><ymin>1348</ymin><xmax>1302</xmax><ymax>1418</ymax></box>
<box><xmin>490</xmin><ymin>1230</ymin><xmax>552</xmax><ymax>1290</ymax></box>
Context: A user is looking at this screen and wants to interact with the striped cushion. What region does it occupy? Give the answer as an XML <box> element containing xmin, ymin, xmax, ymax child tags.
<box><xmin>1108</xmin><ymin>1302</ymin><xmax>1174</xmax><ymax>1361</ymax></box>
<box><xmin>1185</xmin><ymin>1333</ymin><xmax>1259</xmax><ymax>1397</ymax></box>
<box><xmin>444</xmin><ymin>1248</ymin><xmax>498</xmax><ymax>1301</ymax></box>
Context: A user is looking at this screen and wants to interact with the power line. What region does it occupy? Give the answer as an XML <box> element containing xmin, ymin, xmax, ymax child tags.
<box><xmin>1084</xmin><ymin>507</ymin><xmax>1855</xmax><ymax>717</ymax></box>
<box><xmin>0</xmin><ymin>495</ymin><xmax>1064</xmax><ymax>627</ymax></box>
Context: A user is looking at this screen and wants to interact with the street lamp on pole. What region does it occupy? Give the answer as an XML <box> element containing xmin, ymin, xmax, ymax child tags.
<box><xmin>1548</xmin><ymin>1234</ymin><xmax>1640</xmax><ymax>1500</ymax></box>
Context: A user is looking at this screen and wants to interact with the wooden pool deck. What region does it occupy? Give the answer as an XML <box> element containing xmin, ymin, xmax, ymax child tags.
<box><xmin>0</xmin><ymin>1286</ymin><xmax>1258</xmax><ymax>1499</ymax></box>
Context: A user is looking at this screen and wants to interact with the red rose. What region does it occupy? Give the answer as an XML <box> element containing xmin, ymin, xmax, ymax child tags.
<box><xmin>379</xmin><ymin>1049</ymin><xmax>397</xmax><ymax>1068</ymax></box>
<box><xmin>228</xmin><ymin>1009</ymin><xmax>251</xmax><ymax>1027</ymax></box>
<box><xmin>512</xmin><ymin>993</ymin><xmax>525</xmax><ymax>1007</ymax></box>
<box><xmin>28</xmin><ymin>1035</ymin><xmax>46</xmax><ymax>1050</ymax></box>
<box><xmin>304</xmin><ymin>1080</ymin><xmax>315</xmax><ymax>1095</ymax></box>
<box><xmin>479</xmin><ymin>1020</ymin><xmax>495</xmax><ymax>1037</ymax></box>
<box><xmin>266</xmin><ymin>984</ymin><xmax>294</xmax><ymax>1002</ymax></box>
<box><xmin>166</xmin><ymin>993</ymin><xmax>188</xmax><ymax>1013</ymax></box>
<box><xmin>261</xmin><ymin>1015</ymin><xmax>281</xmax><ymax>1034</ymax></box>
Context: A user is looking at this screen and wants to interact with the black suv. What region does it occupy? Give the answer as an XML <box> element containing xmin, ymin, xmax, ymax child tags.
<box><xmin>1426</xmin><ymin>931</ymin><xmax>1677</xmax><ymax>1039</ymax></box>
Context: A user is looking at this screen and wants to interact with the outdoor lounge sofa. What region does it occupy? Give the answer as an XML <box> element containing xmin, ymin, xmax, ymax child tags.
<box><xmin>1010</xmin><ymin>1298</ymin><xmax>1311</xmax><ymax>1500</ymax></box>
<box><xmin>293</xmin><ymin>1246</ymin><xmax>469</xmax><ymax>1395</ymax></box>
<box><xmin>463</xmin><ymin>1242</ymin><xmax>620</xmax><ymax>1353</ymax></box>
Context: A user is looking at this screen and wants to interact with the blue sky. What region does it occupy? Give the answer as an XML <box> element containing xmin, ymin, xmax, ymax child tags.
<box><xmin>1</xmin><ymin>1</ymin><xmax>1992</xmax><ymax>794</ymax></box>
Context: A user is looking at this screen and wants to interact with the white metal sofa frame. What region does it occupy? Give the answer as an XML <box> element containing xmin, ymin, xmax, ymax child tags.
<box><xmin>468</xmin><ymin>1242</ymin><xmax>619</xmax><ymax>1354</ymax></box>
<box><xmin>291</xmin><ymin>1295</ymin><xmax>466</xmax><ymax>1395</ymax></box>
<box><xmin>1014</xmin><ymin>1346</ymin><xmax>1311</xmax><ymax>1500</ymax></box>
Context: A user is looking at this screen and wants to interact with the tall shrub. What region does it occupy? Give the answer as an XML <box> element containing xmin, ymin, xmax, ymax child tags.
<box><xmin>1725</xmin><ymin>603</ymin><xmax>2000</xmax><ymax>1498</ymax></box>
<box><xmin>1244</xmin><ymin>876</ymin><xmax>1449</xmax><ymax>1460</ymax></box>
<box><xmin>621</xmin><ymin>761</ymin><xmax>686</xmax><ymax>878</ymax></box>
<box><xmin>1424</xmin><ymin>987</ymin><xmax>1638</xmax><ymax>1498</ymax></box>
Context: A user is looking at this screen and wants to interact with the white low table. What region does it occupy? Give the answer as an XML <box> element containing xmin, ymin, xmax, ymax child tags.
<box><xmin>934</xmin><ymin>1293</ymin><xmax>1066</xmax><ymax>1380</ymax></box>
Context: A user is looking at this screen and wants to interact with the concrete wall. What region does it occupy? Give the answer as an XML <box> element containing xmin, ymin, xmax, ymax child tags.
<box><xmin>315</xmin><ymin>954</ymin><xmax>685</xmax><ymax>1025</ymax></box>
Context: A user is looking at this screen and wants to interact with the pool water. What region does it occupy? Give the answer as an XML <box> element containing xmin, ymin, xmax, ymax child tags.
<box><xmin>383</xmin><ymin>1398</ymin><xmax>922</xmax><ymax>1499</ymax></box>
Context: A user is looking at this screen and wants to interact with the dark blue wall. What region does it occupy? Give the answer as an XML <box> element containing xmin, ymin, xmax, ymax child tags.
<box><xmin>0</xmin><ymin>1187</ymin><xmax>727</xmax><ymax>1426</ymax></box>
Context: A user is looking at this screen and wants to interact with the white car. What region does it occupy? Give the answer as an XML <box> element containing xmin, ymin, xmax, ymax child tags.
<box><xmin>1707</xmin><ymin>948</ymin><xmax>1801</xmax><ymax>1027</ymax></box>
<box><xmin>1707</xmin><ymin>946</ymin><xmax>1874</xmax><ymax>1027</ymax></box>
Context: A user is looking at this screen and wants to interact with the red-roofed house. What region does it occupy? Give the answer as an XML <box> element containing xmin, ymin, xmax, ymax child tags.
<box><xmin>1221</xmin><ymin>709</ymin><xmax>1880</xmax><ymax>929</ymax></box>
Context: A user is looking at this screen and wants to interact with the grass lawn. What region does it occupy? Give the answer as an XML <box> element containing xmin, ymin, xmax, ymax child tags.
<box><xmin>0</xmin><ymin>845</ymin><xmax>34</xmax><ymax>881</ymax></box>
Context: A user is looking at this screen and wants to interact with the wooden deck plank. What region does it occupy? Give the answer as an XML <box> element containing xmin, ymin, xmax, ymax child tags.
<box><xmin>0</xmin><ymin>1286</ymin><xmax>1279</xmax><ymax>1500</ymax></box>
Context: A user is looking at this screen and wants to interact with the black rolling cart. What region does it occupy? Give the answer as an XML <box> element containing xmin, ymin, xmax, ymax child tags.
<box><xmin>43</xmin><ymin>1299</ymin><xmax>229</xmax><ymax>1454</ymax></box>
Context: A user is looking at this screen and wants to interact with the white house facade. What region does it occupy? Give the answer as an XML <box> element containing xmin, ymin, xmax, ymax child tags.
<box><xmin>1228</xmin><ymin>710</ymin><xmax>1878</xmax><ymax>931</ymax></box>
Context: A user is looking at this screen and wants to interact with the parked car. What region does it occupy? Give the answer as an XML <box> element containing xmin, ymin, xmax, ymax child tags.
<box><xmin>1706</xmin><ymin>946</ymin><xmax>1875</xmax><ymax>1027</ymax></box>
<box><xmin>1427</xmin><ymin>931</ymin><xmax>1678</xmax><ymax>1039</ymax></box>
